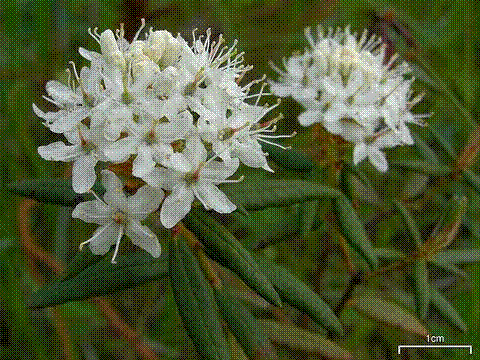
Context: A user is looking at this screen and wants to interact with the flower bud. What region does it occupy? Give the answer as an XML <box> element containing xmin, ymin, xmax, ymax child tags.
<box><xmin>100</xmin><ymin>29</ymin><xmax>126</xmax><ymax>71</ymax></box>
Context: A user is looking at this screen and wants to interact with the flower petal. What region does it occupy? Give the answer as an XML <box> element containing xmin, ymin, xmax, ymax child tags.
<box><xmin>104</xmin><ymin>136</ymin><xmax>139</xmax><ymax>162</ymax></box>
<box><xmin>38</xmin><ymin>142</ymin><xmax>81</xmax><ymax>162</ymax></box>
<box><xmin>72</xmin><ymin>155</ymin><xmax>98</xmax><ymax>193</ymax></box>
<box><xmin>88</xmin><ymin>222</ymin><xmax>121</xmax><ymax>256</ymax></box>
<box><xmin>132</xmin><ymin>145</ymin><xmax>156</xmax><ymax>177</ymax></box>
<box><xmin>160</xmin><ymin>184</ymin><xmax>194</xmax><ymax>228</ymax></box>
<box><xmin>125</xmin><ymin>221</ymin><xmax>161</xmax><ymax>257</ymax></box>
<box><xmin>353</xmin><ymin>143</ymin><xmax>368</xmax><ymax>165</ymax></box>
<box><xmin>72</xmin><ymin>200</ymin><xmax>113</xmax><ymax>225</ymax></box>
<box><xmin>194</xmin><ymin>181</ymin><xmax>236</xmax><ymax>213</ymax></box>
<box><xmin>368</xmin><ymin>147</ymin><xmax>388</xmax><ymax>172</ymax></box>
<box><xmin>201</xmin><ymin>157</ymin><xmax>240</xmax><ymax>181</ymax></box>
<box><xmin>127</xmin><ymin>185</ymin><xmax>163</xmax><ymax>219</ymax></box>
<box><xmin>298</xmin><ymin>110</ymin><xmax>321</xmax><ymax>126</ymax></box>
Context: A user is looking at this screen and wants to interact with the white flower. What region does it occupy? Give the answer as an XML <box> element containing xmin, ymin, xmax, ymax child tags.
<box><xmin>269</xmin><ymin>24</ymin><xmax>430</xmax><ymax>172</ymax></box>
<box><xmin>37</xmin><ymin>125</ymin><xmax>111</xmax><ymax>193</ymax></box>
<box><xmin>33</xmin><ymin>64</ymin><xmax>102</xmax><ymax>134</ymax></box>
<box><xmin>104</xmin><ymin>108</ymin><xmax>193</xmax><ymax>177</ymax></box>
<box><xmin>72</xmin><ymin>170</ymin><xmax>163</xmax><ymax>263</ymax></box>
<box><xmin>142</xmin><ymin>133</ymin><xmax>242</xmax><ymax>228</ymax></box>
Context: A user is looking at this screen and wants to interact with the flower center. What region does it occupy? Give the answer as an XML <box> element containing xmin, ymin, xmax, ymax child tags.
<box><xmin>217</xmin><ymin>127</ymin><xmax>235</xmax><ymax>141</ymax></box>
<box><xmin>113</xmin><ymin>211</ymin><xmax>127</xmax><ymax>224</ymax></box>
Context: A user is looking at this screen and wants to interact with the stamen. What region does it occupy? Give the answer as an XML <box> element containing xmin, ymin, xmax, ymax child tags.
<box><xmin>79</xmin><ymin>222</ymin><xmax>113</xmax><ymax>251</ymax></box>
<box><xmin>132</xmin><ymin>18</ymin><xmax>146</xmax><ymax>43</ymax></box>
<box><xmin>220</xmin><ymin>175</ymin><xmax>244</xmax><ymax>183</ymax></box>
<box><xmin>257</xmin><ymin>138</ymin><xmax>292</xmax><ymax>150</ymax></box>
<box><xmin>110</xmin><ymin>226</ymin><xmax>124</xmax><ymax>264</ymax></box>
<box><xmin>88</xmin><ymin>27</ymin><xmax>101</xmax><ymax>43</ymax></box>
<box><xmin>304</xmin><ymin>27</ymin><xmax>315</xmax><ymax>48</ymax></box>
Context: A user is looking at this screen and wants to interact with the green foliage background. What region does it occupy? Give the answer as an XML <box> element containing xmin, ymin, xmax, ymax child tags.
<box><xmin>0</xmin><ymin>0</ymin><xmax>479</xmax><ymax>359</ymax></box>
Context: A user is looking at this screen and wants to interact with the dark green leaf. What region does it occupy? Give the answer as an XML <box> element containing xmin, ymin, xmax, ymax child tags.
<box><xmin>6</xmin><ymin>178</ymin><xmax>105</xmax><ymax>207</ymax></box>
<box><xmin>434</xmin><ymin>249</ymin><xmax>480</xmax><ymax>264</ymax></box>
<box><xmin>254</xmin><ymin>255</ymin><xmax>343</xmax><ymax>336</ymax></box>
<box><xmin>373</xmin><ymin>247</ymin><xmax>406</xmax><ymax>260</ymax></box>
<box><xmin>184</xmin><ymin>209</ymin><xmax>282</xmax><ymax>306</ymax></box>
<box><xmin>412</xmin><ymin>132</ymin><xmax>440</xmax><ymax>164</ymax></box>
<box><xmin>220</xmin><ymin>179</ymin><xmax>342</xmax><ymax>211</ymax></box>
<box><xmin>413</xmin><ymin>260</ymin><xmax>430</xmax><ymax>319</ymax></box>
<box><xmin>430</xmin><ymin>285</ymin><xmax>468</xmax><ymax>332</ymax></box>
<box><xmin>392</xmin><ymin>199</ymin><xmax>423</xmax><ymax>248</ymax></box>
<box><xmin>169</xmin><ymin>236</ymin><xmax>230</xmax><ymax>360</ymax></box>
<box><xmin>260</xmin><ymin>141</ymin><xmax>314</xmax><ymax>172</ymax></box>
<box><xmin>333</xmin><ymin>196</ymin><xmax>379</xmax><ymax>270</ymax></box>
<box><xmin>462</xmin><ymin>169</ymin><xmax>480</xmax><ymax>195</ymax></box>
<box><xmin>259</xmin><ymin>320</ymin><xmax>352</xmax><ymax>360</ymax></box>
<box><xmin>214</xmin><ymin>286</ymin><xmax>277</xmax><ymax>360</ymax></box>
<box><xmin>28</xmin><ymin>250</ymin><xmax>168</xmax><ymax>308</ymax></box>
<box><xmin>390</xmin><ymin>160</ymin><xmax>452</xmax><ymax>176</ymax></box>
<box><xmin>428</xmin><ymin>126</ymin><xmax>456</xmax><ymax>159</ymax></box>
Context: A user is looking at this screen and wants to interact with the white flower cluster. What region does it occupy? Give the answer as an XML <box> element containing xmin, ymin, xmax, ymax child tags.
<box><xmin>34</xmin><ymin>20</ymin><xmax>289</xmax><ymax>262</ymax></box>
<box><xmin>269</xmin><ymin>25</ymin><xmax>430</xmax><ymax>172</ymax></box>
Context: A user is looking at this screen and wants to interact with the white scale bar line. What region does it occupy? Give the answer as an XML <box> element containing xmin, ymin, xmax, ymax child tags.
<box><xmin>398</xmin><ymin>345</ymin><xmax>472</xmax><ymax>354</ymax></box>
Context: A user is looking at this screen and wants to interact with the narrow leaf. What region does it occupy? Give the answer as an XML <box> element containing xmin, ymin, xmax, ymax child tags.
<box><xmin>214</xmin><ymin>286</ymin><xmax>277</xmax><ymax>360</ymax></box>
<box><xmin>6</xmin><ymin>178</ymin><xmax>105</xmax><ymax>206</ymax></box>
<box><xmin>430</xmin><ymin>285</ymin><xmax>468</xmax><ymax>332</ymax></box>
<box><xmin>392</xmin><ymin>199</ymin><xmax>422</xmax><ymax>248</ymax></box>
<box><xmin>333</xmin><ymin>196</ymin><xmax>379</xmax><ymax>270</ymax></box>
<box><xmin>428</xmin><ymin>259</ymin><xmax>467</xmax><ymax>277</ymax></box>
<box><xmin>373</xmin><ymin>247</ymin><xmax>406</xmax><ymax>260</ymax></box>
<box><xmin>420</xmin><ymin>195</ymin><xmax>468</xmax><ymax>257</ymax></box>
<box><xmin>434</xmin><ymin>249</ymin><xmax>480</xmax><ymax>264</ymax></box>
<box><xmin>462</xmin><ymin>169</ymin><xmax>480</xmax><ymax>195</ymax></box>
<box><xmin>260</xmin><ymin>141</ymin><xmax>314</xmax><ymax>172</ymax></box>
<box><xmin>183</xmin><ymin>209</ymin><xmax>282</xmax><ymax>306</ymax></box>
<box><xmin>390</xmin><ymin>160</ymin><xmax>452</xmax><ymax>176</ymax></box>
<box><xmin>220</xmin><ymin>179</ymin><xmax>342</xmax><ymax>211</ymax></box>
<box><xmin>413</xmin><ymin>260</ymin><xmax>430</xmax><ymax>319</ymax></box>
<box><xmin>260</xmin><ymin>320</ymin><xmax>352</xmax><ymax>360</ymax></box>
<box><xmin>254</xmin><ymin>255</ymin><xmax>343</xmax><ymax>337</ymax></box>
<box><xmin>349</xmin><ymin>296</ymin><xmax>428</xmax><ymax>338</ymax></box>
<box><xmin>169</xmin><ymin>236</ymin><xmax>231</xmax><ymax>360</ymax></box>
<box><xmin>428</xmin><ymin>126</ymin><xmax>456</xmax><ymax>159</ymax></box>
<box><xmin>28</xmin><ymin>250</ymin><xmax>168</xmax><ymax>308</ymax></box>
<box><xmin>412</xmin><ymin>132</ymin><xmax>440</xmax><ymax>164</ymax></box>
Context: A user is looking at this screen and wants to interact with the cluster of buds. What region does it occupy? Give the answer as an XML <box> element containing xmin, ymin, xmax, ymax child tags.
<box><xmin>34</xmin><ymin>20</ymin><xmax>291</xmax><ymax>262</ymax></box>
<box><xmin>269</xmin><ymin>25</ymin><xmax>430</xmax><ymax>171</ymax></box>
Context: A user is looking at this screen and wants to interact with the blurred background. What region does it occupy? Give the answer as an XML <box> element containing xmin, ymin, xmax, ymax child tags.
<box><xmin>1</xmin><ymin>0</ymin><xmax>479</xmax><ymax>359</ymax></box>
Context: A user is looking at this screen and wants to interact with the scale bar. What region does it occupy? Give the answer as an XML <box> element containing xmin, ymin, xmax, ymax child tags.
<box><xmin>398</xmin><ymin>345</ymin><xmax>472</xmax><ymax>354</ymax></box>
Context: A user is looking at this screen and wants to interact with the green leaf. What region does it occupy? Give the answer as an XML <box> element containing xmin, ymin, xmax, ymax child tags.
<box><xmin>183</xmin><ymin>209</ymin><xmax>282</xmax><ymax>306</ymax></box>
<box><xmin>373</xmin><ymin>247</ymin><xmax>406</xmax><ymax>260</ymax></box>
<box><xmin>390</xmin><ymin>160</ymin><xmax>452</xmax><ymax>176</ymax></box>
<box><xmin>428</xmin><ymin>126</ymin><xmax>456</xmax><ymax>159</ymax></box>
<box><xmin>392</xmin><ymin>199</ymin><xmax>423</xmax><ymax>248</ymax></box>
<box><xmin>220</xmin><ymin>179</ymin><xmax>342</xmax><ymax>211</ymax></box>
<box><xmin>214</xmin><ymin>286</ymin><xmax>277</xmax><ymax>360</ymax></box>
<box><xmin>6</xmin><ymin>178</ymin><xmax>105</xmax><ymax>207</ymax></box>
<box><xmin>58</xmin><ymin>249</ymin><xmax>103</xmax><ymax>282</ymax></box>
<box><xmin>349</xmin><ymin>296</ymin><xmax>428</xmax><ymax>338</ymax></box>
<box><xmin>430</xmin><ymin>285</ymin><xmax>468</xmax><ymax>332</ymax></box>
<box><xmin>259</xmin><ymin>320</ymin><xmax>352</xmax><ymax>360</ymax></box>
<box><xmin>412</xmin><ymin>132</ymin><xmax>440</xmax><ymax>164</ymax></box>
<box><xmin>428</xmin><ymin>259</ymin><xmax>467</xmax><ymax>277</ymax></box>
<box><xmin>434</xmin><ymin>249</ymin><xmax>480</xmax><ymax>264</ymax></box>
<box><xmin>260</xmin><ymin>141</ymin><xmax>314</xmax><ymax>172</ymax></box>
<box><xmin>169</xmin><ymin>236</ymin><xmax>231</xmax><ymax>360</ymax></box>
<box><xmin>413</xmin><ymin>260</ymin><xmax>430</xmax><ymax>319</ymax></box>
<box><xmin>254</xmin><ymin>255</ymin><xmax>343</xmax><ymax>337</ymax></box>
<box><xmin>333</xmin><ymin>196</ymin><xmax>379</xmax><ymax>270</ymax></box>
<box><xmin>462</xmin><ymin>169</ymin><xmax>480</xmax><ymax>195</ymax></box>
<box><xmin>28</xmin><ymin>250</ymin><xmax>168</xmax><ymax>308</ymax></box>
